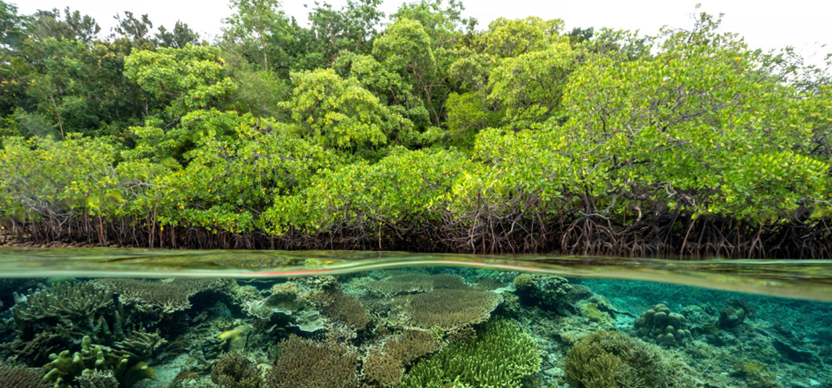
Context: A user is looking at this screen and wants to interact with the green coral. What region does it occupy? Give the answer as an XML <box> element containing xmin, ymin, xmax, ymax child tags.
<box><xmin>581</xmin><ymin>303</ymin><xmax>612</xmax><ymax>324</ymax></box>
<box><xmin>633</xmin><ymin>304</ymin><xmax>691</xmax><ymax>347</ymax></box>
<box><xmin>42</xmin><ymin>335</ymin><xmax>155</xmax><ymax>388</ymax></box>
<box><xmin>565</xmin><ymin>331</ymin><xmax>698</xmax><ymax>388</ymax></box>
<box><xmin>399</xmin><ymin>319</ymin><xmax>540</xmax><ymax>388</ymax></box>
<box><xmin>513</xmin><ymin>274</ymin><xmax>573</xmax><ymax>312</ymax></box>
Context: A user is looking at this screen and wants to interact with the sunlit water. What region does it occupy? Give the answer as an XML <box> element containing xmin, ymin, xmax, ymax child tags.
<box><xmin>0</xmin><ymin>247</ymin><xmax>830</xmax><ymax>388</ymax></box>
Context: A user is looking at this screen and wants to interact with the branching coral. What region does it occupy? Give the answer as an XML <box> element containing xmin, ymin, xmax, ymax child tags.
<box><xmin>565</xmin><ymin>331</ymin><xmax>699</xmax><ymax>388</ymax></box>
<box><xmin>12</xmin><ymin>282</ymin><xmax>113</xmax><ymax>326</ymax></box>
<box><xmin>211</xmin><ymin>352</ymin><xmax>263</xmax><ymax>388</ymax></box>
<box><xmin>399</xmin><ymin>319</ymin><xmax>541</xmax><ymax>388</ymax></box>
<box><xmin>113</xmin><ymin>329</ymin><xmax>166</xmax><ymax>361</ymax></box>
<box><xmin>93</xmin><ymin>279</ymin><xmax>228</xmax><ymax>313</ymax></box>
<box><xmin>0</xmin><ymin>365</ymin><xmax>49</xmax><ymax>388</ymax></box>
<box><xmin>264</xmin><ymin>335</ymin><xmax>359</xmax><ymax>388</ymax></box>
<box><xmin>363</xmin><ymin>330</ymin><xmax>442</xmax><ymax>386</ymax></box>
<box><xmin>403</xmin><ymin>289</ymin><xmax>502</xmax><ymax>331</ymax></box>
<box><xmin>312</xmin><ymin>288</ymin><xmax>371</xmax><ymax>329</ymax></box>
<box><xmin>633</xmin><ymin>304</ymin><xmax>691</xmax><ymax>347</ymax></box>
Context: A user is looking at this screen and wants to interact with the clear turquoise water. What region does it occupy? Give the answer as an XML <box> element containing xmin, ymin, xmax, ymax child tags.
<box><xmin>0</xmin><ymin>247</ymin><xmax>830</xmax><ymax>387</ymax></box>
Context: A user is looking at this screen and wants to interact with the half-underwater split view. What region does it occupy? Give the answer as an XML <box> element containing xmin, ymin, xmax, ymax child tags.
<box><xmin>0</xmin><ymin>250</ymin><xmax>831</xmax><ymax>388</ymax></box>
<box><xmin>3</xmin><ymin>0</ymin><xmax>832</xmax><ymax>386</ymax></box>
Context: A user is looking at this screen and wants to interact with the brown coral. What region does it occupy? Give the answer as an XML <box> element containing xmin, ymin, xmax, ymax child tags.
<box><xmin>0</xmin><ymin>366</ymin><xmax>49</xmax><ymax>388</ymax></box>
<box><xmin>312</xmin><ymin>288</ymin><xmax>370</xmax><ymax>329</ymax></box>
<box><xmin>211</xmin><ymin>352</ymin><xmax>262</xmax><ymax>388</ymax></box>
<box><xmin>93</xmin><ymin>278</ymin><xmax>228</xmax><ymax>313</ymax></box>
<box><xmin>565</xmin><ymin>331</ymin><xmax>699</xmax><ymax>388</ymax></box>
<box><xmin>363</xmin><ymin>330</ymin><xmax>442</xmax><ymax>386</ymax></box>
<box><xmin>265</xmin><ymin>335</ymin><xmax>359</xmax><ymax>388</ymax></box>
<box><xmin>402</xmin><ymin>289</ymin><xmax>502</xmax><ymax>331</ymax></box>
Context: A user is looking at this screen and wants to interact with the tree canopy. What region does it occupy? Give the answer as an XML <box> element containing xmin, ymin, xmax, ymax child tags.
<box><xmin>1</xmin><ymin>0</ymin><xmax>831</xmax><ymax>258</ymax></box>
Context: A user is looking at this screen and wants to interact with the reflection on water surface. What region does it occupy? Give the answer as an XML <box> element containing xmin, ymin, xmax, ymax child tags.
<box><xmin>0</xmin><ymin>248</ymin><xmax>830</xmax><ymax>387</ymax></box>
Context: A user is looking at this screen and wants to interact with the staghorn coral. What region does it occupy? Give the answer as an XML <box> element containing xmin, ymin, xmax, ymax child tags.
<box><xmin>402</xmin><ymin>289</ymin><xmax>502</xmax><ymax>331</ymax></box>
<box><xmin>93</xmin><ymin>279</ymin><xmax>228</xmax><ymax>313</ymax></box>
<box><xmin>113</xmin><ymin>329</ymin><xmax>166</xmax><ymax>361</ymax></box>
<box><xmin>0</xmin><ymin>365</ymin><xmax>49</xmax><ymax>388</ymax></box>
<box><xmin>42</xmin><ymin>335</ymin><xmax>156</xmax><ymax>388</ymax></box>
<box><xmin>513</xmin><ymin>274</ymin><xmax>573</xmax><ymax>312</ymax></box>
<box><xmin>264</xmin><ymin>335</ymin><xmax>359</xmax><ymax>388</ymax></box>
<box><xmin>12</xmin><ymin>282</ymin><xmax>113</xmax><ymax>326</ymax></box>
<box><xmin>565</xmin><ymin>331</ymin><xmax>699</xmax><ymax>388</ymax></box>
<box><xmin>363</xmin><ymin>330</ymin><xmax>442</xmax><ymax>386</ymax></box>
<box><xmin>399</xmin><ymin>319</ymin><xmax>540</xmax><ymax>388</ymax></box>
<box><xmin>633</xmin><ymin>304</ymin><xmax>691</xmax><ymax>347</ymax></box>
<box><xmin>1</xmin><ymin>330</ymin><xmax>68</xmax><ymax>365</ymax></box>
<box><xmin>210</xmin><ymin>352</ymin><xmax>262</xmax><ymax>388</ymax></box>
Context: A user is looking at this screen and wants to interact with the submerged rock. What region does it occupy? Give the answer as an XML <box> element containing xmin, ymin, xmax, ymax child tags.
<box><xmin>513</xmin><ymin>274</ymin><xmax>573</xmax><ymax>313</ymax></box>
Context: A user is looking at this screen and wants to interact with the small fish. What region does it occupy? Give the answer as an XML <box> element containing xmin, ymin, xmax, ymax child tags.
<box><xmin>174</xmin><ymin>371</ymin><xmax>198</xmax><ymax>382</ymax></box>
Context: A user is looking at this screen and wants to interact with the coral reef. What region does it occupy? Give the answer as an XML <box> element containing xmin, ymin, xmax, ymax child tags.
<box><xmin>0</xmin><ymin>365</ymin><xmax>49</xmax><ymax>388</ymax></box>
<box><xmin>310</xmin><ymin>287</ymin><xmax>370</xmax><ymax>329</ymax></box>
<box><xmin>719</xmin><ymin>299</ymin><xmax>755</xmax><ymax>329</ymax></box>
<box><xmin>211</xmin><ymin>352</ymin><xmax>262</xmax><ymax>388</ymax></box>
<box><xmin>76</xmin><ymin>370</ymin><xmax>119</xmax><ymax>388</ymax></box>
<box><xmin>565</xmin><ymin>331</ymin><xmax>698</xmax><ymax>388</ymax></box>
<box><xmin>366</xmin><ymin>274</ymin><xmax>435</xmax><ymax>297</ymax></box>
<box><xmin>513</xmin><ymin>274</ymin><xmax>573</xmax><ymax>312</ymax></box>
<box><xmin>633</xmin><ymin>304</ymin><xmax>692</xmax><ymax>347</ymax></box>
<box><xmin>113</xmin><ymin>329</ymin><xmax>166</xmax><ymax>361</ymax></box>
<box><xmin>402</xmin><ymin>289</ymin><xmax>502</xmax><ymax>331</ymax></box>
<box><xmin>363</xmin><ymin>330</ymin><xmax>442</xmax><ymax>386</ymax></box>
<box><xmin>93</xmin><ymin>279</ymin><xmax>228</xmax><ymax>313</ymax></box>
<box><xmin>11</xmin><ymin>282</ymin><xmax>114</xmax><ymax>329</ymax></box>
<box><xmin>245</xmin><ymin>284</ymin><xmax>326</xmax><ymax>332</ymax></box>
<box><xmin>264</xmin><ymin>335</ymin><xmax>359</xmax><ymax>388</ymax></box>
<box><xmin>42</xmin><ymin>335</ymin><xmax>156</xmax><ymax>388</ymax></box>
<box><xmin>399</xmin><ymin>319</ymin><xmax>541</xmax><ymax>388</ymax></box>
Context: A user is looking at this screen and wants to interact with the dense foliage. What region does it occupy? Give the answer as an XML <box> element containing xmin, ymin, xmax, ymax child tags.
<box><xmin>1</xmin><ymin>0</ymin><xmax>831</xmax><ymax>257</ymax></box>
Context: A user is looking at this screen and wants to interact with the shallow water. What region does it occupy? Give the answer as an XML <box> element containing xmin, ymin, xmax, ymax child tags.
<box><xmin>0</xmin><ymin>248</ymin><xmax>830</xmax><ymax>388</ymax></box>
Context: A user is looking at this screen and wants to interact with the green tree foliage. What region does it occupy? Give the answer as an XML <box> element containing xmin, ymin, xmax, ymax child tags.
<box><xmin>280</xmin><ymin>68</ymin><xmax>395</xmax><ymax>150</ymax></box>
<box><xmin>0</xmin><ymin>2</ymin><xmax>831</xmax><ymax>257</ymax></box>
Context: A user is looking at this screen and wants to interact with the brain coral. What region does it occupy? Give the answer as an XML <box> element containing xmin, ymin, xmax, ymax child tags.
<box><xmin>633</xmin><ymin>304</ymin><xmax>691</xmax><ymax>347</ymax></box>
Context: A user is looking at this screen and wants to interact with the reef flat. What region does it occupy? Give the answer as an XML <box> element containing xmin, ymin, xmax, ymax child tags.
<box><xmin>0</xmin><ymin>268</ymin><xmax>830</xmax><ymax>388</ymax></box>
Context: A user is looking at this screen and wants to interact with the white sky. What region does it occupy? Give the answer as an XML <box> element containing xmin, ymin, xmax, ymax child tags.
<box><xmin>15</xmin><ymin>0</ymin><xmax>832</xmax><ymax>64</ymax></box>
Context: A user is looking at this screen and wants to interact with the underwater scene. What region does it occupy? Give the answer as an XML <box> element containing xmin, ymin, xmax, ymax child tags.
<box><xmin>0</xmin><ymin>249</ymin><xmax>831</xmax><ymax>388</ymax></box>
